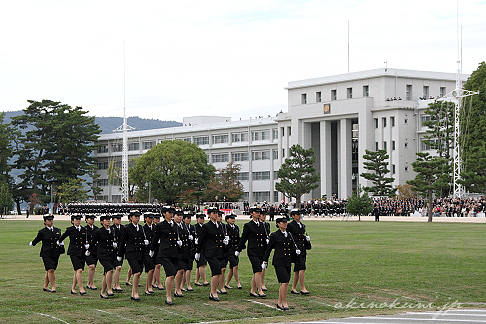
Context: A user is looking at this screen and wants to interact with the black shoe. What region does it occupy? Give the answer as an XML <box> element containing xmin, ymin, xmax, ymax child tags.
<box><xmin>209</xmin><ymin>294</ymin><xmax>220</xmax><ymax>301</ymax></box>
<box><xmin>203</xmin><ymin>282</ymin><xmax>210</xmax><ymax>286</ymax></box>
<box><xmin>71</xmin><ymin>290</ymin><xmax>78</xmax><ymax>295</ymax></box>
<box><xmin>125</xmin><ymin>282</ymin><xmax>133</xmax><ymax>286</ymax></box>
<box><xmin>113</xmin><ymin>288</ymin><xmax>123</xmax><ymax>292</ymax></box>
<box><xmin>181</xmin><ymin>288</ymin><xmax>187</xmax><ymax>292</ymax></box>
<box><xmin>145</xmin><ymin>291</ymin><xmax>153</xmax><ymax>295</ymax></box>
<box><xmin>80</xmin><ymin>291</ymin><xmax>87</xmax><ymax>295</ymax></box>
<box><xmin>300</xmin><ymin>291</ymin><xmax>310</xmax><ymax>295</ymax></box>
<box><xmin>224</xmin><ymin>285</ymin><xmax>233</xmax><ymax>289</ymax></box>
<box><xmin>194</xmin><ymin>283</ymin><xmax>203</xmax><ymax>286</ymax></box>
<box><xmin>249</xmin><ymin>292</ymin><xmax>258</xmax><ymax>297</ymax></box>
<box><xmin>43</xmin><ymin>288</ymin><xmax>52</xmax><ymax>292</ymax></box>
<box><xmin>258</xmin><ymin>293</ymin><xmax>266</xmax><ymax>298</ymax></box>
<box><xmin>107</xmin><ymin>293</ymin><xmax>115</xmax><ymax>296</ymax></box>
<box><xmin>237</xmin><ymin>285</ymin><xmax>243</xmax><ymax>289</ymax></box>
<box><xmin>165</xmin><ymin>299</ymin><xmax>174</xmax><ymax>305</ymax></box>
<box><xmin>152</xmin><ymin>284</ymin><xmax>157</xmax><ymax>289</ymax></box>
<box><xmin>51</xmin><ymin>290</ymin><xmax>57</xmax><ymax>293</ymax></box>
<box><xmin>174</xmin><ymin>292</ymin><xmax>184</xmax><ymax>297</ymax></box>
<box><xmin>157</xmin><ymin>286</ymin><xmax>165</xmax><ymax>290</ymax></box>
<box><xmin>262</xmin><ymin>288</ymin><xmax>268</xmax><ymax>292</ymax></box>
<box><xmin>100</xmin><ymin>294</ymin><xmax>109</xmax><ymax>299</ymax></box>
<box><xmin>290</xmin><ymin>290</ymin><xmax>300</xmax><ymax>294</ymax></box>
<box><xmin>218</xmin><ymin>290</ymin><xmax>227</xmax><ymax>294</ymax></box>
<box><xmin>276</xmin><ymin>304</ymin><xmax>283</xmax><ymax>310</ymax></box>
<box><xmin>147</xmin><ymin>290</ymin><xmax>154</xmax><ymax>294</ymax></box>
<box><xmin>186</xmin><ymin>288</ymin><xmax>194</xmax><ymax>291</ymax></box>
<box><xmin>130</xmin><ymin>296</ymin><xmax>141</xmax><ymax>301</ymax></box>
<box><xmin>283</xmin><ymin>306</ymin><xmax>290</xmax><ymax>310</ymax></box>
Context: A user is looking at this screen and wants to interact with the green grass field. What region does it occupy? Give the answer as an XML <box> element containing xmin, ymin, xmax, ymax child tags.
<box><xmin>0</xmin><ymin>220</ymin><xmax>485</xmax><ymax>324</ymax></box>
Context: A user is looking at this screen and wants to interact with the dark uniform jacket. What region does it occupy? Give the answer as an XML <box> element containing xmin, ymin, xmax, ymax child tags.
<box><xmin>111</xmin><ymin>224</ymin><xmax>125</xmax><ymax>248</ymax></box>
<box><xmin>32</xmin><ymin>227</ymin><xmax>62</xmax><ymax>258</ymax></box>
<box><xmin>85</xmin><ymin>225</ymin><xmax>99</xmax><ymax>256</ymax></box>
<box><xmin>89</xmin><ymin>226</ymin><xmax>116</xmax><ymax>259</ymax></box>
<box><xmin>175</xmin><ymin>223</ymin><xmax>191</xmax><ymax>259</ymax></box>
<box><xmin>59</xmin><ymin>226</ymin><xmax>87</xmax><ymax>257</ymax></box>
<box><xmin>118</xmin><ymin>223</ymin><xmax>145</xmax><ymax>260</ymax></box>
<box><xmin>196</xmin><ymin>221</ymin><xmax>224</xmax><ymax>259</ymax></box>
<box><xmin>236</xmin><ymin>220</ymin><xmax>267</xmax><ymax>257</ymax></box>
<box><xmin>226</xmin><ymin>224</ymin><xmax>240</xmax><ymax>253</ymax></box>
<box><xmin>151</xmin><ymin>220</ymin><xmax>178</xmax><ymax>258</ymax></box>
<box><xmin>143</xmin><ymin>223</ymin><xmax>156</xmax><ymax>256</ymax></box>
<box><xmin>263</xmin><ymin>230</ymin><xmax>294</xmax><ymax>266</ymax></box>
<box><xmin>287</xmin><ymin>220</ymin><xmax>311</xmax><ymax>256</ymax></box>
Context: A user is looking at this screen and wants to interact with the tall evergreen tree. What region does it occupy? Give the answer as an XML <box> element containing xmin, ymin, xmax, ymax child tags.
<box><xmin>360</xmin><ymin>149</ymin><xmax>396</xmax><ymax>197</ymax></box>
<box><xmin>0</xmin><ymin>112</ymin><xmax>14</xmax><ymax>184</ymax></box>
<box><xmin>275</xmin><ymin>144</ymin><xmax>320</xmax><ymax>206</ymax></box>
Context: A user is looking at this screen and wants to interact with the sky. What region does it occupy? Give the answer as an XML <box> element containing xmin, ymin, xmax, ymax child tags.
<box><xmin>1</xmin><ymin>0</ymin><xmax>485</xmax><ymax>122</ymax></box>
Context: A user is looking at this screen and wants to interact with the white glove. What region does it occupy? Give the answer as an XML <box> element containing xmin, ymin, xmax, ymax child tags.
<box><xmin>266</xmin><ymin>238</ymin><xmax>269</xmax><ymax>244</ymax></box>
<box><xmin>144</xmin><ymin>239</ymin><xmax>149</xmax><ymax>246</ymax></box>
<box><xmin>261</xmin><ymin>261</ymin><xmax>267</xmax><ymax>270</ymax></box>
<box><xmin>296</xmin><ymin>249</ymin><xmax>301</xmax><ymax>255</ymax></box>
<box><xmin>56</xmin><ymin>240</ymin><xmax>63</xmax><ymax>246</ymax></box>
<box><xmin>113</xmin><ymin>242</ymin><xmax>118</xmax><ymax>248</ymax></box>
<box><xmin>117</xmin><ymin>256</ymin><xmax>123</xmax><ymax>262</ymax></box>
<box><xmin>225</xmin><ymin>235</ymin><xmax>230</xmax><ymax>241</ymax></box>
<box><xmin>305</xmin><ymin>235</ymin><xmax>310</xmax><ymax>242</ymax></box>
<box><xmin>194</xmin><ymin>238</ymin><xmax>199</xmax><ymax>245</ymax></box>
<box><xmin>177</xmin><ymin>240</ymin><xmax>183</xmax><ymax>247</ymax></box>
<box><xmin>234</xmin><ymin>251</ymin><xmax>240</xmax><ymax>257</ymax></box>
<box><xmin>29</xmin><ymin>241</ymin><xmax>33</xmax><ymax>246</ymax></box>
<box><xmin>195</xmin><ymin>253</ymin><xmax>200</xmax><ymax>261</ymax></box>
<box><xmin>149</xmin><ymin>250</ymin><xmax>154</xmax><ymax>258</ymax></box>
<box><xmin>84</xmin><ymin>244</ymin><xmax>90</xmax><ymax>249</ymax></box>
<box><xmin>188</xmin><ymin>235</ymin><xmax>193</xmax><ymax>240</ymax></box>
<box><xmin>158</xmin><ymin>239</ymin><xmax>160</xmax><ymax>243</ymax></box>
<box><xmin>223</xmin><ymin>237</ymin><xmax>229</xmax><ymax>245</ymax></box>
<box><xmin>85</xmin><ymin>250</ymin><xmax>91</xmax><ymax>256</ymax></box>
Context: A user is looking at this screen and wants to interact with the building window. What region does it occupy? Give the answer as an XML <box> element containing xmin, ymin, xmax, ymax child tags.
<box><xmin>142</xmin><ymin>141</ymin><xmax>156</xmax><ymax>150</ymax></box>
<box><xmin>421</xmin><ymin>115</ymin><xmax>431</xmax><ymax>126</ymax></box>
<box><xmin>232</xmin><ymin>152</ymin><xmax>249</xmax><ymax>161</ymax></box>
<box><xmin>382</xmin><ymin>117</ymin><xmax>387</xmax><ymax>128</ymax></box>
<box><xmin>391</xmin><ymin>116</ymin><xmax>395</xmax><ymax>127</ymax></box>
<box><xmin>281</xmin><ymin>127</ymin><xmax>284</xmax><ymax>137</ymax></box>
<box><xmin>404</xmin><ymin>119</ymin><xmax>408</xmax><ymax>125</ymax></box>
<box><xmin>232</xmin><ymin>132</ymin><xmax>248</xmax><ymax>143</ymax></box>
<box><xmin>363</xmin><ymin>85</ymin><xmax>369</xmax><ymax>97</ymax></box>
<box><xmin>405</xmin><ymin>142</ymin><xmax>408</xmax><ymax>148</ymax></box>
<box><xmin>392</xmin><ymin>140</ymin><xmax>396</xmax><ymax>151</ymax></box>
<box><xmin>194</xmin><ymin>136</ymin><xmax>209</xmax><ymax>146</ymax></box>
<box><xmin>301</xmin><ymin>93</ymin><xmax>307</xmax><ymax>104</ymax></box>
<box><xmin>406</xmin><ymin>85</ymin><xmax>412</xmax><ymax>100</ymax></box>
<box><xmin>272</xmin><ymin>129</ymin><xmax>278</xmax><ymax>140</ymax></box>
<box><xmin>251</xmin><ymin>131</ymin><xmax>270</xmax><ymax>141</ymax></box>
<box><xmin>273</xmin><ymin>150</ymin><xmax>278</xmax><ymax>160</ymax></box>
<box><xmin>331</xmin><ymin>89</ymin><xmax>337</xmax><ymax>101</ymax></box>
<box><xmin>252</xmin><ymin>151</ymin><xmax>271</xmax><ymax>160</ymax></box>
<box><xmin>282</xmin><ymin>148</ymin><xmax>285</xmax><ymax>158</ymax></box>
<box><xmin>252</xmin><ymin>171</ymin><xmax>270</xmax><ymax>180</ymax></box>
<box><xmin>347</xmin><ymin>87</ymin><xmax>353</xmax><ymax>99</ymax></box>
<box><xmin>97</xmin><ymin>179</ymin><xmax>109</xmax><ymax>186</ymax></box>
<box><xmin>375</xmin><ymin>142</ymin><xmax>379</xmax><ymax>151</ymax></box>
<box><xmin>287</xmin><ymin>126</ymin><xmax>291</xmax><ymax>136</ymax></box>
<box><xmin>97</xmin><ymin>145</ymin><xmax>108</xmax><ymax>153</ymax></box>
<box><xmin>111</xmin><ymin>195</ymin><xmax>122</xmax><ymax>203</ymax></box>
<box><xmin>383</xmin><ymin>141</ymin><xmax>387</xmax><ymax>151</ymax></box>
<box><xmin>274</xmin><ymin>191</ymin><xmax>278</xmax><ymax>202</ymax></box>
<box><xmin>274</xmin><ymin>171</ymin><xmax>278</xmax><ymax>179</ymax></box>
<box><xmin>253</xmin><ymin>191</ymin><xmax>270</xmax><ymax>202</ymax></box>
<box><xmin>392</xmin><ymin>164</ymin><xmax>396</xmax><ymax>174</ymax></box>
<box><xmin>316</xmin><ymin>91</ymin><xmax>322</xmax><ymax>102</ymax></box>
<box><xmin>236</xmin><ymin>172</ymin><xmax>249</xmax><ymax>181</ymax></box>
<box><xmin>423</xmin><ymin>86</ymin><xmax>429</xmax><ymax>99</ymax></box>
<box><xmin>176</xmin><ymin>137</ymin><xmax>191</xmax><ymax>143</ymax></box>
<box><xmin>212</xmin><ymin>154</ymin><xmax>229</xmax><ymax>163</ymax></box>
<box><xmin>212</xmin><ymin>134</ymin><xmax>229</xmax><ymax>144</ymax></box>
<box><xmin>98</xmin><ymin>162</ymin><xmax>109</xmax><ymax>170</ymax></box>
<box><xmin>440</xmin><ymin>87</ymin><xmax>446</xmax><ymax>97</ymax></box>
<box><xmin>128</xmin><ymin>142</ymin><xmax>140</xmax><ymax>151</ymax></box>
<box><xmin>374</xmin><ymin>118</ymin><xmax>378</xmax><ymax>129</ymax></box>
<box><xmin>405</xmin><ymin>166</ymin><xmax>408</xmax><ymax>172</ymax></box>
<box><xmin>111</xmin><ymin>144</ymin><xmax>123</xmax><ymax>152</ymax></box>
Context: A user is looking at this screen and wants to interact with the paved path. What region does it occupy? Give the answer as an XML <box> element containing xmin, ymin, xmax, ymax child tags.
<box><xmin>278</xmin><ymin>309</ymin><xmax>486</xmax><ymax>323</ymax></box>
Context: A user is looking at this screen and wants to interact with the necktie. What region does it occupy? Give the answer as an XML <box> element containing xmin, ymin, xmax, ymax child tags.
<box><xmin>77</xmin><ymin>227</ymin><xmax>80</xmax><ymax>231</ymax></box>
<box><xmin>136</xmin><ymin>225</ymin><xmax>139</xmax><ymax>232</ymax></box>
<box><xmin>284</xmin><ymin>232</ymin><xmax>287</xmax><ymax>237</ymax></box>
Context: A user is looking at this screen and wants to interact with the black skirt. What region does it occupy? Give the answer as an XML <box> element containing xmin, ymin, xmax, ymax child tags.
<box><xmin>85</xmin><ymin>254</ymin><xmax>98</xmax><ymax>267</ymax></box>
<box><xmin>196</xmin><ymin>254</ymin><xmax>207</xmax><ymax>268</ymax></box>
<box><xmin>42</xmin><ymin>256</ymin><xmax>59</xmax><ymax>271</ymax></box>
<box><xmin>70</xmin><ymin>255</ymin><xmax>85</xmax><ymax>271</ymax></box>
<box><xmin>143</xmin><ymin>254</ymin><xmax>155</xmax><ymax>273</ymax></box>
<box><xmin>249</xmin><ymin>255</ymin><xmax>264</xmax><ymax>274</ymax></box>
<box><xmin>157</xmin><ymin>257</ymin><xmax>178</xmax><ymax>278</ymax></box>
<box><xmin>293</xmin><ymin>255</ymin><xmax>306</xmax><ymax>272</ymax></box>
<box><xmin>274</xmin><ymin>266</ymin><xmax>291</xmax><ymax>283</ymax></box>
<box><xmin>128</xmin><ymin>258</ymin><xmax>144</xmax><ymax>274</ymax></box>
<box><xmin>206</xmin><ymin>257</ymin><xmax>223</xmax><ymax>276</ymax></box>
<box><xmin>99</xmin><ymin>253</ymin><xmax>116</xmax><ymax>274</ymax></box>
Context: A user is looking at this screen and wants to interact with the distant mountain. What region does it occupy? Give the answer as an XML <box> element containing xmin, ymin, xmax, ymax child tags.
<box><xmin>1</xmin><ymin>111</ymin><xmax>182</xmax><ymax>134</ymax></box>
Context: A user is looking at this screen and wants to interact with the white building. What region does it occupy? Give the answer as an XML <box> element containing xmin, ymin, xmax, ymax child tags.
<box><xmin>94</xmin><ymin>68</ymin><xmax>468</xmax><ymax>204</ymax></box>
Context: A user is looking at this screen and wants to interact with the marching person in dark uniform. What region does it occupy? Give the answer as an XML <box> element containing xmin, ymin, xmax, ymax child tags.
<box><xmin>142</xmin><ymin>212</ymin><xmax>156</xmax><ymax>295</ymax></box>
<box><xmin>194</xmin><ymin>213</ymin><xmax>209</xmax><ymax>287</ymax></box>
<box><xmin>263</xmin><ymin>217</ymin><xmax>296</xmax><ymax>310</ymax></box>
<box><xmin>259</xmin><ymin>210</ymin><xmax>271</xmax><ymax>292</ymax></box>
<box><xmin>30</xmin><ymin>214</ymin><xmax>63</xmax><ymax>293</ymax></box>
<box><xmin>111</xmin><ymin>213</ymin><xmax>125</xmax><ymax>292</ymax></box>
<box><xmin>59</xmin><ymin>214</ymin><xmax>87</xmax><ymax>295</ymax></box>
<box><xmin>88</xmin><ymin>215</ymin><xmax>116</xmax><ymax>298</ymax></box>
<box><xmin>236</xmin><ymin>206</ymin><xmax>267</xmax><ymax>298</ymax></box>
<box><xmin>217</xmin><ymin>211</ymin><xmax>230</xmax><ymax>295</ymax></box>
<box><xmin>150</xmin><ymin>206</ymin><xmax>178</xmax><ymax>305</ymax></box>
<box><xmin>85</xmin><ymin>214</ymin><xmax>99</xmax><ymax>290</ymax></box>
<box><xmin>287</xmin><ymin>209</ymin><xmax>311</xmax><ymax>295</ymax></box>
<box><xmin>117</xmin><ymin>210</ymin><xmax>146</xmax><ymax>301</ymax></box>
<box><xmin>224</xmin><ymin>213</ymin><xmax>242</xmax><ymax>289</ymax></box>
<box><xmin>195</xmin><ymin>207</ymin><xmax>226</xmax><ymax>301</ymax></box>
<box><xmin>181</xmin><ymin>212</ymin><xmax>195</xmax><ymax>292</ymax></box>
<box><xmin>151</xmin><ymin>213</ymin><xmax>165</xmax><ymax>291</ymax></box>
<box><xmin>174</xmin><ymin>210</ymin><xmax>191</xmax><ymax>297</ymax></box>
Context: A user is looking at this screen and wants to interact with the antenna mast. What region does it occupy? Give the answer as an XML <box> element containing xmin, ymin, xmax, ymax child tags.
<box><xmin>114</xmin><ymin>41</ymin><xmax>135</xmax><ymax>203</ymax></box>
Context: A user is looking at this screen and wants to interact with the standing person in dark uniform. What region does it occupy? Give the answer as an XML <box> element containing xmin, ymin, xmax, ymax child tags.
<box><xmin>150</xmin><ymin>206</ymin><xmax>178</xmax><ymax>305</ymax></box>
<box><xmin>151</xmin><ymin>213</ymin><xmax>165</xmax><ymax>291</ymax></box>
<box><xmin>59</xmin><ymin>214</ymin><xmax>87</xmax><ymax>295</ymax></box>
<box><xmin>224</xmin><ymin>213</ymin><xmax>242</xmax><ymax>289</ymax></box>
<box><xmin>174</xmin><ymin>210</ymin><xmax>191</xmax><ymax>297</ymax></box>
<box><xmin>88</xmin><ymin>215</ymin><xmax>116</xmax><ymax>298</ymax></box>
<box><xmin>217</xmin><ymin>212</ymin><xmax>230</xmax><ymax>295</ymax></box>
<box><xmin>194</xmin><ymin>213</ymin><xmax>209</xmax><ymax>286</ymax></box>
<box><xmin>236</xmin><ymin>206</ymin><xmax>267</xmax><ymax>298</ymax></box>
<box><xmin>263</xmin><ymin>217</ymin><xmax>296</xmax><ymax>310</ymax></box>
<box><xmin>84</xmin><ymin>214</ymin><xmax>99</xmax><ymax>290</ymax></box>
<box><xmin>111</xmin><ymin>213</ymin><xmax>125</xmax><ymax>292</ymax></box>
<box><xmin>195</xmin><ymin>207</ymin><xmax>226</xmax><ymax>301</ymax></box>
<box><xmin>30</xmin><ymin>214</ymin><xmax>62</xmax><ymax>293</ymax></box>
<box><xmin>259</xmin><ymin>210</ymin><xmax>270</xmax><ymax>292</ymax></box>
<box><xmin>287</xmin><ymin>209</ymin><xmax>311</xmax><ymax>295</ymax></box>
<box><xmin>142</xmin><ymin>212</ymin><xmax>156</xmax><ymax>295</ymax></box>
<box><xmin>117</xmin><ymin>210</ymin><xmax>145</xmax><ymax>301</ymax></box>
<box><xmin>181</xmin><ymin>212</ymin><xmax>195</xmax><ymax>292</ymax></box>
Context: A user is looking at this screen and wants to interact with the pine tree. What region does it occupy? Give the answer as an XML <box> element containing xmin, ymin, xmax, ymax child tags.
<box><xmin>346</xmin><ymin>185</ymin><xmax>373</xmax><ymax>221</ymax></box>
<box><xmin>275</xmin><ymin>144</ymin><xmax>320</xmax><ymax>206</ymax></box>
<box><xmin>360</xmin><ymin>149</ymin><xmax>396</xmax><ymax>197</ymax></box>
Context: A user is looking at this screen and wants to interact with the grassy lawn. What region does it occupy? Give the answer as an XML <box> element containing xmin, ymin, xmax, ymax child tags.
<box><xmin>0</xmin><ymin>219</ymin><xmax>485</xmax><ymax>324</ymax></box>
